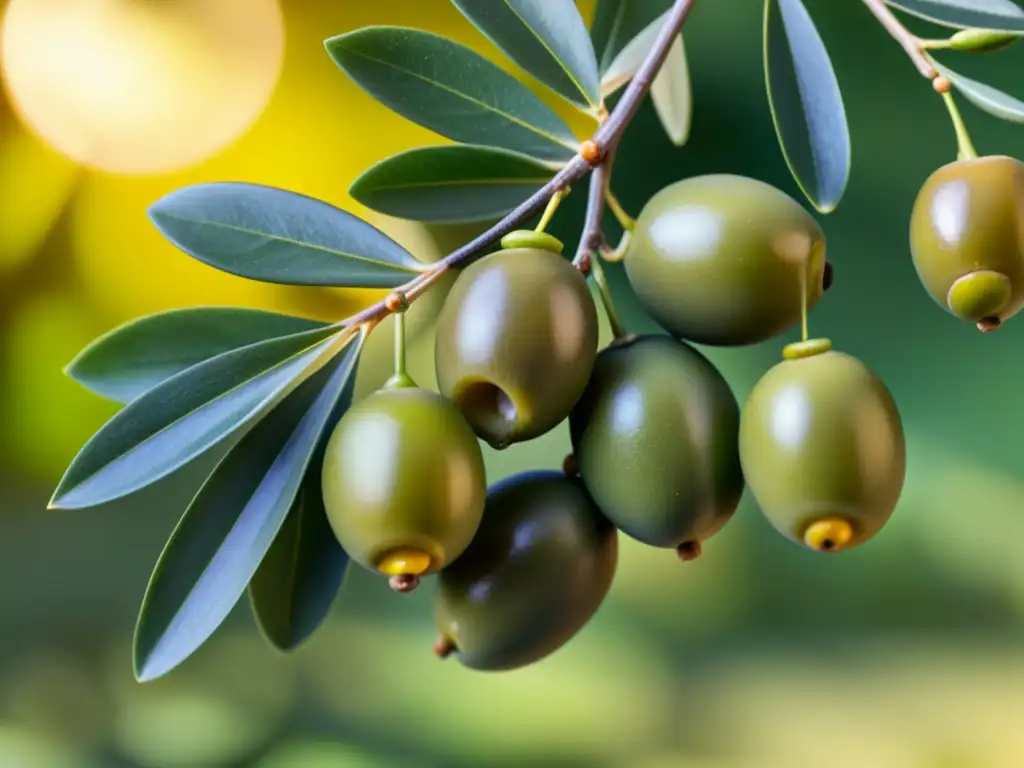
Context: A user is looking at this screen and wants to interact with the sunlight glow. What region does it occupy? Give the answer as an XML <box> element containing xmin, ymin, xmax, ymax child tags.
<box><xmin>0</xmin><ymin>0</ymin><xmax>285</xmax><ymax>175</ymax></box>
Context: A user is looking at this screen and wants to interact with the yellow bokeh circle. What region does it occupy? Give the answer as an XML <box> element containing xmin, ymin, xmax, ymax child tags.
<box><xmin>0</xmin><ymin>0</ymin><xmax>285</xmax><ymax>175</ymax></box>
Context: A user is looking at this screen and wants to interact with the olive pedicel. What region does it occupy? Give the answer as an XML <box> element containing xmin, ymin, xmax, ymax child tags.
<box><xmin>623</xmin><ymin>174</ymin><xmax>829</xmax><ymax>347</ymax></box>
<box><xmin>739</xmin><ymin>339</ymin><xmax>906</xmax><ymax>554</ymax></box>
<box><xmin>910</xmin><ymin>155</ymin><xmax>1024</xmax><ymax>332</ymax></box>
<box><xmin>569</xmin><ymin>334</ymin><xmax>744</xmax><ymax>559</ymax></box>
<box><xmin>434</xmin><ymin>231</ymin><xmax>599</xmax><ymax>449</ymax></box>
<box><xmin>433</xmin><ymin>471</ymin><xmax>618</xmax><ymax>672</ymax></box>
<box><xmin>321</xmin><ymin>382</ymin><xmax>487</xmax><ymax>592</ymax></box>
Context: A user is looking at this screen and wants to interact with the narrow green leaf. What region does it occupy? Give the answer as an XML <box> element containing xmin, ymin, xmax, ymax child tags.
<box><xmin>590</xmin><ymin>0</ymin><xmax>673</xmax><ymax>74</ymax></box>
<box><xmin>885</xmin><ymin>0</ymin><xmax>1024</xmax><ymax>31</ymax></box>
<box><xmin>149</xmin><ymin>183</ymin><xmax>424</xmax><ymax>288</ymax></box>
<box><xmin>601</xmin><ymin>10</ymin><xmax>668</xmax><ymax>96</ymax></box>
<box><xmin>764</xmin><ymin>0</ymin><xmax>851</xmax><ymax>213</ymax></box>
<box><xmin>324</xmin><ymin>26</ymin><xmax>579</xmax><ymax>163</ymax></box>
<box><xmin>651</xmin><ymin>34</ymin><xmax>693</xmax><ymax>146</ymax></box>
<box><xmin>248</xmin><ymin>470</ymin><xmax>349</xmax><ymax>652</ymax></box>
<box><xmin>133</xmin><ymin>331</ymin><xmax>364</xmax><ymax>682</ymax></box>
<box><xmin>349</xmin><ymin>145</ymin><xmax>556</xmax><ymax>223</ymax></box>
<box><xmin>947</xmin><ymin>27</ymin><xmax>1022</xmax><ymax>52</ymax></box>
<box><xmin>49</xmin><ymin>325</ymin><xmax>342</xmax><ymax>511</ymax></box>
<box><xmin>451</xmin><ymin>0</ymin><xmax>601</xmax><ymax>109</ymax></box>
<box><xmin>933</xmin><ymin>61</ymin><xmax>1024</xmax><ymax>122</ymax></box>
<box><xmin>66</xmin><ymin>307</ymin><xmax>326</xmax><ymax>404</ymax></box>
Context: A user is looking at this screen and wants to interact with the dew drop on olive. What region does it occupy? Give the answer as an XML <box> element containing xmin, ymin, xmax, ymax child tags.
<box><xmin>738</xmin><ymin>339</ymin><xmax>906</xmax><ymax>553</ymax></box>
<box><xmin>321</xmin><ymin>386</ymin><xmax>486</xmax><ymax>590</ymax></box>
<box><xmin>569</xmin><ymin>334</ymin><xmax>744</xmax><ymax>558</ymax></box>
<box><xmin>909</xmin><ymin>155</ymin><xmax>1024</xmax><ymax>332</ymax></box>
<box><xmin>433</xmin><ymin>470</ymin><xmax>618</xmax><ymax>671</ymax></box>
<box><xmin>434</xmin><ymin>245</ymin><xmax>599</xmax><ymax>449</ymax></box>
<box><xmin>624</xmin><ymin>174</ymin><xmax>828</xmax><ymax>346</ymax></box>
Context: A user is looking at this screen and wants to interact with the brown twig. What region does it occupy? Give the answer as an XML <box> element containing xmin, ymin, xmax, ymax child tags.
<box><xmin>342</xmin><ymin>0</ymin><xmax>699</xmax><ymax>332</ymax></box>
<box><xmin>861</xmin><ymin>0</ymin><xmax>937</xmax><ymax>79</ymax></box>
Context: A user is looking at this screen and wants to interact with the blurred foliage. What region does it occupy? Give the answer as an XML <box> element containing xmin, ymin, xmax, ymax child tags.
<box><xmin>0</xmin><ymin>0</ymin><xmax>1023</xmax><ymax>766</ymax></box>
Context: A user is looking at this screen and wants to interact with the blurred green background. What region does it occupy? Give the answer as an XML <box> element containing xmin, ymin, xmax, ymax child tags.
<box><xmin>1</xmin><ymin>1</ymin><xmax>1023</xmax><ymax>766</ymax></box>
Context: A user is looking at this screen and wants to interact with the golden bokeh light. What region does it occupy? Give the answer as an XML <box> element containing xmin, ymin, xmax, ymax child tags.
<box><xmin>0</xmin><ymin>0</ymin><xmax>285</xmax><ymax>175</ymax></box>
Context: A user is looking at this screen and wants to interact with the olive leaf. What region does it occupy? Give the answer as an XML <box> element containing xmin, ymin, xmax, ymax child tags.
<box><xmin>932</xmin><ymin>61</ymin><xmax>1024</xmax><ymax>122</ymax></box>
<box><xmin>49</xmin><ymin>325</ymin><xmax>343</xmax><ymax>511</ymax></box>
<box><xmin>349</xmin><ymin>145</ymin><xmax>557</xmax><ymax>223</ymax></box>
<box><xmin>764</xmin><ymin>0</ymin><xmax>851</xmax><ymax>213</ymax></box>
<box><xmin>248</xmin><ymin>462</ymin><xmax>350</xmax><ymax>652</ymax></box>
<box><xmin>601</xmin><ymin>9</ymin><xmax>668</xmax><ymax>95</ymax></box>
<box><xmin>66</xmin><ymin>307</ymin><xmax>327</xmax><ymax>404</ymax></box>
<box><xmin>885</xmin><ymin>0</ymin><xmax>1024</xmax><ymax>31</ymax></box>
<box><xmin>591</xmin><ymin>0</ymin><xmax>674</xmax><ymax>74</ymax></box>
<box><xmin>149</xmin><ymin>183</ymin><xmax>425</xmax><ymax>288</ymax></box>
<box><xmin>133</xmin><ymin>331</ymin><xmax>364</xmax><ymax>682</ymax></box>
<box><xmin>324</xmin><ymin>26</ymin><xmax>579</xmax><ymax>163</ymax></box>
<box><xmin>451</xmin><ymin>0</ymin><xmax>602</xmax><ymax>110</ymax></box>
<box><xmin>651</xmin><ymin>34</ymin><xmax>693</xmax><ymax>147</ymax></box>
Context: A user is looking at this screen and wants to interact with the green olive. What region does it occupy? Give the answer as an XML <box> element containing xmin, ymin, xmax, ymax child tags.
<box><xmin>738</xmin><ymin>339</ymin><xmax>906</xmax><ymax>553</ymax></box>
<box><xmin>623</xmin><ymin>174</ymin><xmax>827</xmax><ymax>347</ymax></box>
<box><xmin>321</xmin><ymin>386</ymin><xmax>486</xmax><ymax>590</ymax></box>
<box><xmin>433</xmin><ymin>470</ymin><xmax>618</xmax><ymax>671</ymax></box>
<box><xmin>568</xmin><ymin>334</ymin><xmax>744</xmax><ymax>557</ymax></box>
<box><xmin>434</xmin><ymin>246</ymin><xmax>599</xmax><ymax>449</ymax></box>
<box><xmin>909</xmin><ymin>155</ymin><xmax>1024</xmax><ymax>332</ymax></box>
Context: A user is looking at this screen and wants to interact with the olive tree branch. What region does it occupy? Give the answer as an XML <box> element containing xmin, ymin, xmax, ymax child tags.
<box><xmin>861</xmin><ymin>0</ymin><xmax>937</xmax><ymax>79</ymax></box>
<box><xmin>345</xmin><ymin>0</ymin><xmax>699</xmax><ymax>330</ymax></box>
<box><xmin>573</xmin><ymin>154</ymin><xmax>613</xmax><ymax>271</ymax></box>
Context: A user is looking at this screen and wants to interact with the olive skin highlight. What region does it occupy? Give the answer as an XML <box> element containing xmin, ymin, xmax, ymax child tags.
<box><xmin>434</xmin><ymin>247</ymin><xmax>599</xmax><ymax>449</ymax></box>
<box><xmin>321</xmin><ymin>386</ymin><xmax>486</xmax><ymax>580</ymax></box>
<box><xmin>739</xmin><ymin>342</ymin><xmax>906</xmax><ymax>553</ymax></box>
<box><xmin>434</xmin><ymin>470</ymin><xmax>618</xmax><ymax>672</ymax></box>
<box><xmin>624</xmin><ymin>174</ymin><xmax>827</xmax><ymax>347</ymax></box>
<box><xmin>569</xmin><ymin>334</ymin><xmax>744</xmax><ymax>556</ymax></box>
<box><xmin>909</xmin><ymin>155</ymin><xmax>1024</xmax><ymax>331</ymax></box>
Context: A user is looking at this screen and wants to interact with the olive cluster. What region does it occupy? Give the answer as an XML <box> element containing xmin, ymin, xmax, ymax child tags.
<box><xmin>315</xmin><ymin>158</ymin><xmax>1022</xmax><ymax>673</ymax></box>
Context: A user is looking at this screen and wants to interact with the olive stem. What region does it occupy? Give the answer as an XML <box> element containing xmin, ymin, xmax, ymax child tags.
<box><xmin>573</xmin><ymin>157</ymin><xmax>611</xmax><ymax>269</ymax></box>
<box><xmin>535</xmin><ymin>187</ymin><xmax>569</xmax><ymax>234</ymax></box>
<box><xmin>604</xmin><ymin>188</ymin><xmax>635</xmax><ymax>232</ymax></box>
<box><xmin>860</xmin><ymin>0</ymin><xmax>937</xmax><ymax>79</ymax></box>
<box><xmin>383</xmin><ymin>299</ymin><xmax>416</xmax><ymax>389</ymax></box>
<box><xmin>601</xmin><ymin>231</ymin><xmax>631</xmax><ymax>263</ymax></box>
<box><xmin>917</xmin><ymin>38</ymin><xmax>952</xmax><ymax>50</ymax></box>
<box><xmin>589</xmin><ymin>254</ymin><xmax>628</xmax><ymax>340</ymax></box>
<box><xmin>939</xmin><ymin>89</ymin><xmax>979</xmax><ymax>160</ymax></box>
<box><xmin>338</xmin><ymin>0</ymin><xmax>698</xmax><ymax>332</ymax></box>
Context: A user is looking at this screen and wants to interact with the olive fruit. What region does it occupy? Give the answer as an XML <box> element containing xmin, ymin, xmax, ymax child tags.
<box><xmin>321</xmin><ymin>386</ymin><xmax>486</xmax><ymax>591</ymax></box>
<box><xmin>909</xmin><ymin>155</ymin><xmax>1024</xmax><ymax>332</ymax></box>
<box><xmin>434</xmin><ymin>238</ymin><xmax>599</xmax><ymax>449</ymax></box>
<box><xmin>624</xmin><ymin>174</ymin><xmax>828</xmax><ymax>346</ymax></box>
<box><xmin>569</xmin><ymin>334</ymin><xmax>744</xmax><ymax>559</ymax></box>
<box><xmin>433</xmin><ymin>470</ymin><xmax>618</xmax><ymax>671</ymax></box>
<box><xmin>739</xmin><ymin>339</ymin><xmax>906</xmax><ymax>553</ymax></box>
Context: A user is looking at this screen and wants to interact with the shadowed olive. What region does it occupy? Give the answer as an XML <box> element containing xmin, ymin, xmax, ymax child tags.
<box><xmin>321</xmin><ymin>386</ymin><xmax>486</xmax><ymax>591</ymax></box>
<box><xmin>569</xmin><ymin>334</ymin><xmax>744</xmax><ymax>558</ymax></box>
<box><xmin>434</xmin><ymin>243</ymin><xmax>599</xmax><ymax>449</ymax></box>
<box><xmin>739</xmin><ymin>339</ymin><xmax>906</xmax><ymax>553</ymax></box>
<box><xmin>909</xmin><ymin>155</ymin><xmax>1024</xmax><ymax>332</ymax></box>
<box><xmin>433</xmin><ymin>470</ymin><xmax>618</xmax><ymax>671</ymax></box>
<box><xmin>623</xmin><ymin>174</ymin><xmax>827</xmax><ymax>346</ymax></box>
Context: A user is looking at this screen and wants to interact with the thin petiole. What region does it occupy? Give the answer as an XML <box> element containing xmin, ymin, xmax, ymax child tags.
<box><xmin>535</xmin><ymin>187</ymin><xmax>568</xmax><ymax>234</ymax></box>
<box><xmin>940</xmin><ymin>90</ymin><xmax>979</xmax><ymax>161</ymax></box>
<box><xmin>605</xmin><ymin>188</ymin><xmax>636</xmax><ymax>232</ymax></box>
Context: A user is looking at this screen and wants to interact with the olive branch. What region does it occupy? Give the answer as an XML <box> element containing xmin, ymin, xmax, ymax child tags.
<box><xmin>47</xmin><ymin>0</ymin><xmax>1024</xmax><ymax>683</ymax></box>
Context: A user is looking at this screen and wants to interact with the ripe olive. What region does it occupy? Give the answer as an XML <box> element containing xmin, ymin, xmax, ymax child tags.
<box><xmin>434</xmin><ymin>245</ymin><xmax>599</xmax><ymax>449</ymax></box>
<box><xmin>321</xmin><ymin>386</ymin><xmax>486</xmax><ymax>590</ymax></box>
<box><xmin>433</xmin><ymin>470</ymin><xmax>618</xmax><ymax>671</ymax></box>
<box><xmin>624</xmin><ymin>174</ymin><xmax>827</xmax><ymax>346</ymax></box>
<box><xmin>909</xmin><ymin>155</ymin><xmax>1024</xmax><ymax>332</ymax></box>
<box><xmin>569</xmin><ymin>334</ymin><xmax>744</xmax><ymax>558</ymax></box>
<box><xmin>739</xmin><ymin>339</ymin><xmax>906</xmax><ymax>553</ymax></box>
